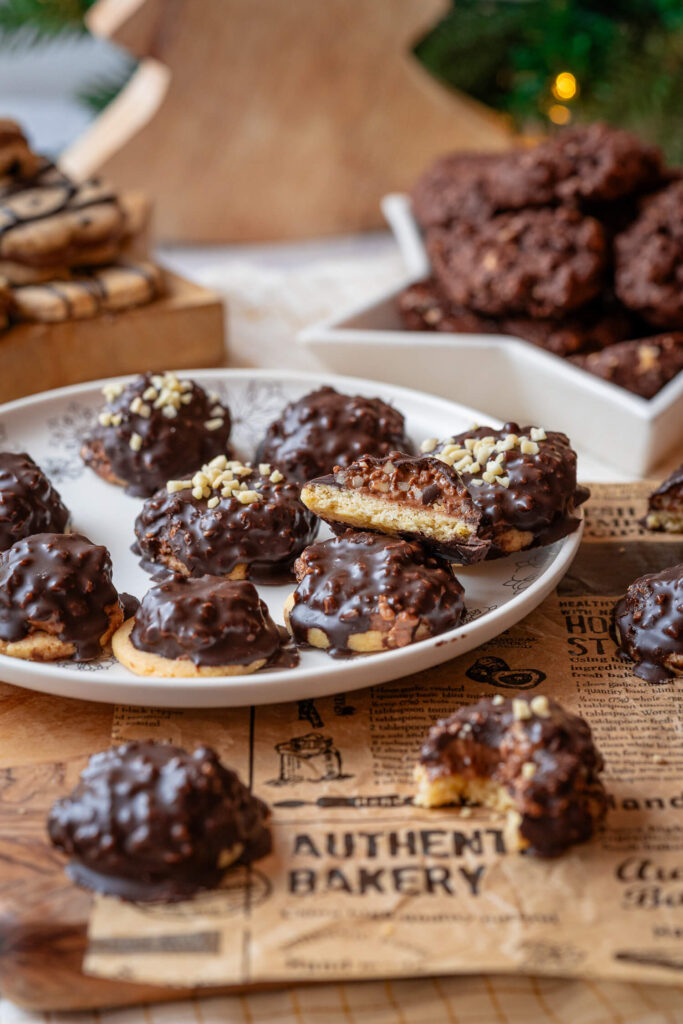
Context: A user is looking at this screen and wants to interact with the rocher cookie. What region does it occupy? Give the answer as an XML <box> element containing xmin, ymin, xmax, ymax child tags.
<box><xmin>0</xmin><ymin>451</ymin><xmax>69</xmax><ymax>551</ymax></box>
<box><xmin>613</xmin><ymin>564</ymin><xmax>683</xmax><ymax>682</ymax></box>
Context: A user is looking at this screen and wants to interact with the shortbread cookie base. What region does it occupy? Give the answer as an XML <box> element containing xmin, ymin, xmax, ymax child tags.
<box><xmin>283</xmin><ymin>591</ymin><xmax>429</xmax><ymax>654</ymax></box>
<box><xmin>413</xmin><ymin>763</ymin><xmax>527</xmax><ymax>852</ymax></box>
<box><xmin>301</xmin><ymin>482</ymin><xmax>476</xmax><ymax>545</ymax></box>
<box><xmin>112</xmin><ymin>618</ymin><xmax>267</xmax><ymax>677</ymax></box>
<box><xmin>0</xmin><ymin>602</ymin><xmax>122</xmax><ymax>662</ymax></box>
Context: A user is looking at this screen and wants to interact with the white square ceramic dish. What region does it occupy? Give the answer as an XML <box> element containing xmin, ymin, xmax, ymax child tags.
<box><xmin>299</xmin><ymin>194</ymin><xmax>683</xmax><ymax>476</ymax></box>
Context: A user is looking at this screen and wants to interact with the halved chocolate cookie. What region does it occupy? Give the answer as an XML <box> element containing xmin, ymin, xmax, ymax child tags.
<box><xmin>301</xmin><ymin>451</ymin><xmax>490</xmax><ymax>563</ymax></box>
<box><xmin>643</xmin><ymin>464</ymin><xmax>683</xmax><ymax>533</ymax></box>
<box><xmin>426</xmin><ymin>423</ymin><xmax>588</xmax><ymax>558</ymax></box>
<box><xmin>415</xmin><ymin>694</ymin><xmax>607</xmax><ymax>857</ymax></box>
<box><xmin>284</xmin><ymin>530</ymin><xmax>466</xmax><ymax>657</ymax></box>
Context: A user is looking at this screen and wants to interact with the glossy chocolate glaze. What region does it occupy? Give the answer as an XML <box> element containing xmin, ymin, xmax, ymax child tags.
<box><xmin>307</xmin><ymin>451</ymin><xmax>491</xmax><ymax>562</ymax></box>
<box><xmin>135</xmin><ymin>466</ymin><xmax>318</xmax><ymax>583</ymax></box>
<box><xmin>131</xmin><ymin>575</ymin><xmax>283</xmax><ymax>667</ymax></box>
<box><xmin>419</xmin><ymin>696</ymin><xmax>607</xmax><ymax>857</ymax></box>
<box><xmin>256</xmin><ymin>386</ymin><xmax>412</xmax><ymax>485</ymax></box>
<box><xmin>434</xmin><ymin>423</ymin><xmax>588</xmax><ymax>553</ymax></box>
<box><xmin>613</xmin><ymin>564</ymin><xmax>683</xmax><ymax>682</ymax></box>
<box><xmin>0</xmin><ymin>451</ymin><xmax>69</xmax><ymax>550</ymax></box>
<box><xmin>0</xmin><ymin>532</ymin><xmax>120</xmax><ymax>659</ymax></box>
<box><xmin>649</xmin><ymin>463</ymin><xmax>683</xmax><ymax>504</ymax></box>
<box><xmin>81</xmin><ymin>373</ymin><xmax>232</xmax><ymax>497</ymax></box>
<box><xmin>48</xmin><ymin>741</ymin><xmax>272</xmax><ymax>902</ymax></box>
<box><xmin>288</xmin><ymin>530</ymin><xmax>466</xmax><ymax>657</ymax></box>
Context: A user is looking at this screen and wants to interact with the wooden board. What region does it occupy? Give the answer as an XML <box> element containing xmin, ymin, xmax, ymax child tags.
<box><xmin>0</xmin><ymin>273</ymin><xmax>226</xmax><ymax>404</ymax></box>
<box><xmin>62</xmin><ymin>0</ymin><xmax>513</xmax><ymax>243</ymax></box>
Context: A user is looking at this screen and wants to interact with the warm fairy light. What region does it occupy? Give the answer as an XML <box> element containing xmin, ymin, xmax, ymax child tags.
<box><xmin>549</xmin><ymin>103</ymin><xmax>572</xmax><ymax>125</ymax></box>
<box><xmin>552</xmin><ymin>71</ymin><xmax>578</xmax><ymax>101</ymax></box>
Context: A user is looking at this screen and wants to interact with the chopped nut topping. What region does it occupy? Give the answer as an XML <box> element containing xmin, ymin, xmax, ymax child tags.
<box><xmin>207</xmin><ymin>496</ymin><xmax>219</xmax><ymax>509</ymax></box>
<box><xmin>205</xmin><ymin>418</ymin><xmax>225</xmax><ymax>431</ymax></box>
<box><xmin>129</xmin><ymin>396</ymin><xmax>143</xmax><ymax>414</ymax></box>
<box><xmin>101</xmin><ymin>382</ymin><xmax>124</xmax><ymax>402</ymax></box>
<box><xmin>512</xmin><ymin>698</ymin><xmax>532</xmax><ymax>721</ymax></box>
<box><xmin>521</xmin><ymin>762</ymin><xmax>536</xmax><ymax>780</ymax></box>
<box><xmin>237</xmin><ymin>490</ymin><xmax>260</xmax><ymax>504</ymax></box>
<box><xmin>530</xmin><ymin>427</ymin><xmax>547</xmax><ymax>442</ymax></box>
<box><xmin>270</xmin><ymin>469</ymin><xmax>284</xmax><ymax>483</ymax></box>
<box><xmin>129</xmin><ymin>432</ymin><xmax>143</xmax><ymax>452</ymax></box>
<box><xmin>420</xmin><ymin>437</ymin><xmax>438</xmax><ymax>453</ymax></box>
<box><xmin>498</xmin><ymin>476</ymin><xmax>510</xmax><ymax>488</ymax></box>
<box><xmin>492</xmin><ymin>694</ymin><xmax>504</xmax><ymax>706</ymax></box>
<box><xmin>111</xmin><ymin>413</ymin><xmax>123</xmax><ymax>426</ymax></box>
<box><xmin>520</xmin><ymin>438</ymin><xmax>540</xmax><ymax>456</ymax></box>
<box><xmin>98</xmin><ymin>412</ymin><xmax>112</xmax><ymax>427</ymax></box>
<box><xmin>192</xmin><ymin>485</ymin><xmax>205</xmax><ymax>499</ymax></box>
<box><xmin>138</xmin><ymin>403</ymin><xmax>151</xmax><ymax>419</ymax></box>
<box><xmin>142</xmin><ymin>386</ymin><xmax>158</xmax><ymax>402</ymax></box>
<box><xmin>162</xmin><ymin>405</ymin><xmax>177</xmax><ymax>419</ymax></box>
<box><xmin>259</xmin><ymin>463</ymin><xmax>271</xmax><ymax>475</ymax></box>
<box><xmin>167</xmin><ymin>479</ymin><xmax>192</xmax><ymax>493</ymax></box>
<box><xmin>530</xmin><ymin>695</ymin><xmax>551</xmax><ymax>718</ymax></box>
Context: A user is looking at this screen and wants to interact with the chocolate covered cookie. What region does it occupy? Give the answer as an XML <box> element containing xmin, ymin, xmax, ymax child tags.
<box><xmin>301</xmin><ymin>451</ymin><xmax>490</xmax><ymax>563</ymax></box>
<box><xmin>415</xmin><ymin>695</ymin><xmax>607</xmax><ymax>856</ymax></box>
<box><xmin>570</xmin><ymin>333</ymin><xmax>683</xmax><ymax>398</ymax></box>
<box><xmin>284</xmin><ymin>531</ymin><xmax>466</xmax><ymax>656</ymax></box>
<box><xmin>255</xmin><ymin>386</ymin><xmax>411</xmax><ymax>485</ymax></box>
<box><xmin>0</xmin><ymin>532</ymin><xmax>123</xmax><ymax>661</ymax></box>
<box><xmin>135</xmin><ymin>457</ymin><xmax>318</xmax><ymax>583</ymax></box>
<box><xmin>113</xmin><ymin>576</ymin><xmax>288</xmax><ymax>677</ymax></box>
<box><xmin>0</xmin><ymin>452</ymin><xmax>69</xmax><ymax>551</ymax></box>
<box><xmin>11</xmin><ymin>261</ymin><xmax>164</xmax><ymax>323</ymax></box>
<box><xmin>643</xmin><ymin>464</ymin><xmax>683</xmax><ymax>533</ymax></box>
<box><xmin>428</xmin><ymin>207</ymin><xmax>606</xmax><ymax>318</ymax></box>
<box><xmin>427</xmin><ymin>424</ymin><xmax>588</xmax><ymax>557</ymax></box>
<box><xmin>613</xmin><ymin>564</ymin><xmax>683</xmax><ymax>682</ymax></box>
<box><xmin>614</xmin><ymin>181</ymin><xmax>683</xmax><ymax>329</ymax></box>
<box><xmin>48</xmin><ymin>741</ymin><xmax>271</xmax><ymax>901</ymax></box>
<box><xmin>81</xmin><ymin>371</ymin><xmax>232</xmax><ymax>497</ymax></box>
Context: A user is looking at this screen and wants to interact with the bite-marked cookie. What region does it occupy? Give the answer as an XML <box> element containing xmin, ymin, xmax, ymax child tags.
<box><xmin>48</xmin><ymin>741</ymin><xmax>271</xmax><ymax>901</ymax></box>
<box><xmin>81</xmin><ymin>371</ymin><xmax>232</xmax><ymax>498</ymax></box>
<box><xmin>615</xmin><ymin>181</ymin><xmax>683</xmax><ymax>329</ymax></box>
<box><xmin>135</xmin><ymin>457</ymin><xmax>318</xmax><ymax>583</ymax></box>
<box><xmin>10</xmin><ymin>261</ymin><xmax>164</xmax><ymax>322</ymax></box>
<box><xmin>284</xmin><ymin>530</ymin><xmax>466</xmax><ymax>657</ymax></box>
<box><xmin>0</xmin><ymin>532</ymin><xmax>123</xmax><ymax>661</ymax></box>
<box><xmin>113</xmin><ymin>576</ymin><xmax>285</xmax><ymax>677</ymax></box>
<box><xmin>427</xmin><ymin>423</ymin><xmax>588</xmax><ymax>557</ymax></box>
<box><xmin>613</xmin><ymin>564</ymin><xmax>683</xmax><ymax>682</ymax></box>
<box><xmin>256</xmin><ymin>386</ymin><xmax>411</xmax><ymax>485</ymax></box>
<box><xmin>0</xmin><ymin>451</ymin><xmax>69</xmax><ymax>551</ymax></box>
<box><xmin>570</xmin><ymin>333</ymin><xmax>683</xmax><ymax>398</ymax></box>
<box><xmin>300</xmin><ymin>451</ymin><xmax>490</xmax><ymax>563</ymax></box>
<box><xmin>414</xmin><ymin>694</ymin><xmax>607</xmax><ymax>857</ymax></box>
<box><xmin>643</xmin><ymin>464</ymin><xmax>683</xmax><ymax>533</ymax></box>
<box><xmin>428</xmin><ymin>207</ymin><xmax>606</xmax><ymax>318</ymax></box>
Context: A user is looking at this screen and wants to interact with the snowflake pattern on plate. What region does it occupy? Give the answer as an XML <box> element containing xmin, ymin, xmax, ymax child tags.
<box><xmin>46</xmin><ymin>401</ymin><xmax>97</xmax><ymax>479</ymax></box>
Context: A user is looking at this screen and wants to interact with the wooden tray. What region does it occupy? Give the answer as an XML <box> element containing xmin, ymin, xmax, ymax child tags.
<box><xmin>0</xmin><ymin>272</ymin><xmax>226</xmax><ymax>404</ymax></box>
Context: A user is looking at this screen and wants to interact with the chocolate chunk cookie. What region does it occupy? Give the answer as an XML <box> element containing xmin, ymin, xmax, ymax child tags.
<box><xmin>256</xmin><ymin>387</ymin><xmax>411</xmax><ymax>485</ymax></box>
<box><xmin>614</xmin><ymin>181</ymin><xmax>683</xmax><ymax>328</ymax></box>
<box><xmin>48</xmin><ymin>741</ymin><xmax>271</xmax><ymax>901</ymax></box>
<box><xmin>301</xmin><ymin>451</ymin><xmax>490</xmax><ymax>563</ymax></box>
<box><xmin>643</xmin><ymin>464</ymin><xmax>683</xmax><ymax>533</ymax></box>
<box><xmin>135</xmin><ymin>458</ymin><xmax>318</xmax><ymax>583</ymax></box>
<box><xmin>0</xmin><ymin>452</ymin><xmax>69</xmax><ymax>550</ymax></box>
<box><xmin>414</xmin><ymin>694</ymin><xmax>607</xmax><ymax>857</ymax></box>
<box><xmin>113</xmin><ymin>576</ymin><xmax>289</xmax><ymax>677</ymax></box>
<box><xmin>428</xmin><ymin>207</ymin><xmax>606</xmax><ymax>318</ymax></box>
<box><xmin>0</xmin><ymin>532</ymin><xmax>123</xmax><ymax>661</ymax></box>
<box><xmin>545</xmin><ymin>122</ymin><xmax>663</xmax><ymax>203</ymax></box>
<box><xmin>428</xmin><ymin>424</ymin><xmax>588</xmax><ymax>557</ymax></box>
<box><xmin>81</xmin><ymin>371</ymin><xmax>232</xmax><ymax>497</ymax></box>
<box><xmin>613</xmin><ymin>564</ymin><xmax>683</xmax><ymax>681</ymax></box>
<box><xmin>570</xmin><ymin>333</ymin><xmax>683</xmax><ymax>398</ymax></box>
<box><xmin>284</xmin><ymin>530</ymin><xmax>466</xmax><ymax>656</ymax></box>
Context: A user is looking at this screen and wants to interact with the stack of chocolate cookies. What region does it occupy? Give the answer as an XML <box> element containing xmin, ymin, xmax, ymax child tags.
<box><xmin>0</xmin><ymin>119</ymin><xmax>164</xmax><ymax>327</ymax></box>
<box><xmin>401</xmin><ymin>122</ymin><xmax>683</xmax><ymax>399</ymax></box>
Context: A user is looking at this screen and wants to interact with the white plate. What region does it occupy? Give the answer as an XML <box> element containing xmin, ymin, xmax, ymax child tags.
<box><xmin>0</xmin><ymin>368</ymin><xmax>582</xmax><ymax>708</ymax></box>
<box><xmin>298</xmin><ymin>193</ymin><xmax>683</xmax><ymax>477</ymax></box>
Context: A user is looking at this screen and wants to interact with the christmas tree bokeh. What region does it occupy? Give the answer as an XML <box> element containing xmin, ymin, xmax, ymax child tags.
<box><xmin>1</xmin><ymin>0</ymin><xmax>682</xmax><ymax>161</ymax></box>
